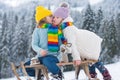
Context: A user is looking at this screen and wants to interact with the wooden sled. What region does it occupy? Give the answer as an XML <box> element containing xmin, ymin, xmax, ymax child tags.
<box><xmin>21</xmin><ymin>60</ymin><xmax>99</xmax><ymax>80</ymax></box>
<box><xmin>11</xmin><ymin>60</ymin><xmax>99</xmax><ymax>80</ymax></box>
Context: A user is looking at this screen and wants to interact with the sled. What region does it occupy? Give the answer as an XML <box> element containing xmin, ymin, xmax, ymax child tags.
<box><xmin>11</xmin><ymin>60</ymin><xmax>99</xmax><ymax>80</ymax></box>
<box><xmin>21</xmin><ymin>59</ymin><xmax>98</xmax><ymax>80</ymax></box>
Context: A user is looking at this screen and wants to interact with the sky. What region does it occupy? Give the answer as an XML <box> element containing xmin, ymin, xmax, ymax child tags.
<box><xmin>0</xmin><ymin>0</ymin><xmax>104</xmax><ymax>7</ymax></box>
<box><xmin>89</xmin><ymin>0</ymin><xmax>104</xmax><ymax>5</ymax></box>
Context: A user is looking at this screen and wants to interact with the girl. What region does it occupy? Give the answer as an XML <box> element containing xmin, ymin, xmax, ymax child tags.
<box><xmin>52</xmin><ymin>3</ymin><xmax>111</xmax><ymax>80</ymax></box>
<box><xmin>25</xmin><ymin>6</ymin><xmax>65</xmax><ymax>80</ymax></box>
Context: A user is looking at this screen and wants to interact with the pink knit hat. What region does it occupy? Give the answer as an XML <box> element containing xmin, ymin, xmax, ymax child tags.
<box><xmin>54</xmin><ymin>7</ymin><xmax>69</xmax><ymax>19</ymax></box>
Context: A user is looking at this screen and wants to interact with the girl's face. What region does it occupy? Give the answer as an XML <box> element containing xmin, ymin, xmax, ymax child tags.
<box><xmin>52</xmin><ymin>16</ymin><xmax>63</xmax><ymax>26</ymax></box>
<box><xmin>45</xmin><ymin>15</ymin><xmax>53</xmax><ymax>24</ymax></box>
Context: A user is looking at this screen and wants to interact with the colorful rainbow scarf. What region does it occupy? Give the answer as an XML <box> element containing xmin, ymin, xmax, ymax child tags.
<box><xmin>60</xmin><ymin>22</ymin><xmax>73</xmax><ymax>30</ymax></box>
<box><xmin>38</xmin><ymin>23</ymin><xmax>67</xmax><ymax>52</ymax></box>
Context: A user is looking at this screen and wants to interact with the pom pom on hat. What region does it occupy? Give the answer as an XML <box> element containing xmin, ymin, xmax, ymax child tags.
<box><xmin>35</xmin><ymin>6</ymin><xmax>52</xmax><ymax>23</ymax></box>
<box><xmin>59</xmin><ymin>2</ymin><xmax>70</xmax><ymax>8</ymax></box>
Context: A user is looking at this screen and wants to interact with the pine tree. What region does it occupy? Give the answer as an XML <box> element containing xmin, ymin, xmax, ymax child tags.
<box><xmin>82</xmin><ymin>4</ymin><xmax>96</xmax><ymax>32</ymax></box>
<box><xmin>1</xmin><ymin>13</ymin><xmax>8</xmax><ymax>40</ymax></box>
<box><xmin>115</xmin><ymin>13</ymin><xmax>120</xmax><ymax>56</ymax></box>
<box><xmin>27</xmin><ymin>10</ymin><xmax>36</xmax><ymax>58</ymax></box>
<box><xmin>9</xmin><ymin>15</ymin><xmax>18</xmax><ymax>53</ymax></box>
<box><xmin>0</xmin><ymin>12</ymin><xmax>11</xmax><ymax>77</ymax></box>
<box><xmin>101</xmin><ymin>16</ymin><xmax>118</xmax><ymax>63</ymax></box>
<box><xmin>0</xmin><ymin>46</ymin><xmax>10</xmax><ymax>77</ymax></box>
<box><xmin>10</xmin><ymin>15</ymin><xmax>28</xmax><ymax>63</ymax></box>
<box><xmin>0</xmin><ymin>13</ymin><xmax>8</xmax><ymax>51</ymax></box>
<box><xmin>0</xmin><ymin>12</ymin><xmax>2</xmax><ymax>40</ymax></box>
<box><xmin>95</xmin><ymin>7</ymin><xmax>103</xmax><ymax>33</ymax></box>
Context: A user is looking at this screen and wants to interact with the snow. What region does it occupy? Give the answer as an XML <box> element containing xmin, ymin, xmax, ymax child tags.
<box><xmin>1</xmin><ymin>61</ymin><xmax>120</xmax><ymax>80</ymax></box>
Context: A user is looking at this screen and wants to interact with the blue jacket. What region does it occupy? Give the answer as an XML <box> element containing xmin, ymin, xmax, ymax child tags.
<box><xmin>32</xmin><ymin>28</ymin><xmax>61</xmax><ymax>58</ymax></box>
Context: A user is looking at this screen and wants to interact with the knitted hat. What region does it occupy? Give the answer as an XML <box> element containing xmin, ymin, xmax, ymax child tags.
<box><xmin>53</xmin><ymin>7</ymin><xmax>69</xmax><ymax>19</ymax></box>
<box><xmin>35</xmin><ymin>6</ymin><xmax>52</xmax><ymax>23</ymax></box>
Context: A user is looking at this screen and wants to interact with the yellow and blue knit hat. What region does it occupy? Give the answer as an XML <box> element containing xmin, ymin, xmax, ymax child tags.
<box><xmin>35</xmin><ymin>6</ymin><xmax>52</xmax><ymax>23</ymax></box>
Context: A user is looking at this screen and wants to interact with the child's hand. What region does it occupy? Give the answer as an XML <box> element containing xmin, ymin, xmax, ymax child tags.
<box><xmin>73</xmin><ymin>60</ymin><xmax>81</xmax><ymax>66</ymax></box>
<box><xmin>40</xmin><ymin>50</ymin><xmax>47</xmax><ymax>56</ymax></box>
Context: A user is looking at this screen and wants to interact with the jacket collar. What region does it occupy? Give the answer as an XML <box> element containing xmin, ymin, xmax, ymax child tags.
<box><xmin>62</xmin><ymin>16</ymin><xmax>74</xmax><ymax>23</ymax></box>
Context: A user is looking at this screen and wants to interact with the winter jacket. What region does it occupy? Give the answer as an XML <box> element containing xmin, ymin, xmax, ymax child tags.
<box><xmin>61</xmin><ymin>17</ymin><xmax>103</xmax><ymax>61</ymax></box>
<box><xmin>31</xmin><ymin>28</ymin><xmax>61</xmax><ymax>58</ymax></box>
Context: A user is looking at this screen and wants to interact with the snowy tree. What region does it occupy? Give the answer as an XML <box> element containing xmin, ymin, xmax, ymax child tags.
<box><xmin>82</xmin><ymin>4</ymin><xmax>96</xmax><ymax>32</ymax></box>
<box><xmin>26</xmin><ymin>10</ymin><xmax>36</xmax><ymax>59</ymax></box>
<box><xmin>0</xmin><ymin>12</ymin><xmax>12</xmax><ymax>78</ymax></box>
<box><xmin>0</xmin><ymin>46</ymin><xmax>11</xmax><ymax>77</ymax></box>
<box><xmin>0</xmin><ymin>13</ymin><xmax>9</xmax><ymax>51</ymax></box>
<box><xmin>1</xmin><ymin>13</ymin><xmax>8</xmax><ymax>40</ymax></box>
<box><xmin>115</xmin><ymin>13</ymin><xmax>120</xmax><ymax>56</ymax></box>
<box><xmin>15</xmin><ymin>15</ymin><xmax>18</xmax><ymax>25</ymax></box>
<box><xmin>101</xmin><ymin>16</ymin><xmax>118</xmax><ymax>63</ymax></box>
<box><xmin>0</xmin><ymin>20</ymin><xmax>2</xmax><ymax>44</ymax></box>
<box><xmin>9</xmin><ymin>15</ymin><xmax>18</xmax><ymax>52</ymax></box>
<box><xmin>11</xmin><ymin>15</ymin><xmax>28</xmax><ymax>63</ymax></box>
<box><xmin>95</xmin><ymin>7</ymin><xmax>103</xmax><ymax>33</ymax></box>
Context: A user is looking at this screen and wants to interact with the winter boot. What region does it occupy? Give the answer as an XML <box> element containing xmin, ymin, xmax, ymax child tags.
<box><xmin>39</xmin><ymin>74</ymin><xmax>44</xmax><ymax>80</ymax></box>
<box><xmin>90</xmin><ymin>72</ymin><xmax>97</xmax><ymax>78</ymax></box>
<box><xmin>102</xmin><ymin>70</ymin><xmax>111</xmax><ymax>80</ymax></box>
<box><xmin>51</xmin><ymin>74</ymin><xmax>61</xmax><ymax>80</ymax></box>
<box><xmin>51</xmin><ymin>71</ymin><xmax>64</xmax><ymax>80</ymax></box>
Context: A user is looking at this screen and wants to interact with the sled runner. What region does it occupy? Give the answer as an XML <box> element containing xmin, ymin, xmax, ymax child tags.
<box><xmin>11</xmin><ymin>60</ymin><xmax>99</xmax><ymax>80</ymax></box>
<box><xmin>21</xmin><ymin>61</ymin><xmax>48</xmax><ymax>80</ymax></box>
<box><xmin>11</xmin><ymin>62</ymin><xmax>21</xmax><ymax>80</ymax></box>
<box><xmin>11</xmin><ymin>62</ymin><xmax>47</xmax><ymax>80</ymax></box>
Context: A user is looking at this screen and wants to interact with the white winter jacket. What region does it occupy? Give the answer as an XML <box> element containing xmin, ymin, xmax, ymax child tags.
<box><xmin>61</xmin><ymin>17</ymin><xmax>103</xmax><ymax>61</ymax></box>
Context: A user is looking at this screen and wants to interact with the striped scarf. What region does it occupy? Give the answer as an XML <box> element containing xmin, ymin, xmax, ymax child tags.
<box><xmin>60</xmin><ymin>22</ymin><xmax>73</xmax><ymax>30</ymax></box>
<box><xmin>38</xmin><ymin>23</ymin><xmax>67</xmax><ymax>52</ymax></box>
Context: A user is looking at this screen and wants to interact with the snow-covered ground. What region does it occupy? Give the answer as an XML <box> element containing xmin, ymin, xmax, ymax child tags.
<box><xmin>1</xmin><ymin>62</ymin><xmax>120</xmax><ymax>80</ymax></box>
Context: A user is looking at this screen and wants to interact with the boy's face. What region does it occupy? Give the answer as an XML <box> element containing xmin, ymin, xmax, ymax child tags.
<box><xmin>52</xmin><ymin>16</ymin><xmax>63</xmax><ymax>26</ymax></box>
<box><xmin>45</xmin><ymin>15</ymin><xmax>53</xmax><ymax>24</ymax></box>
